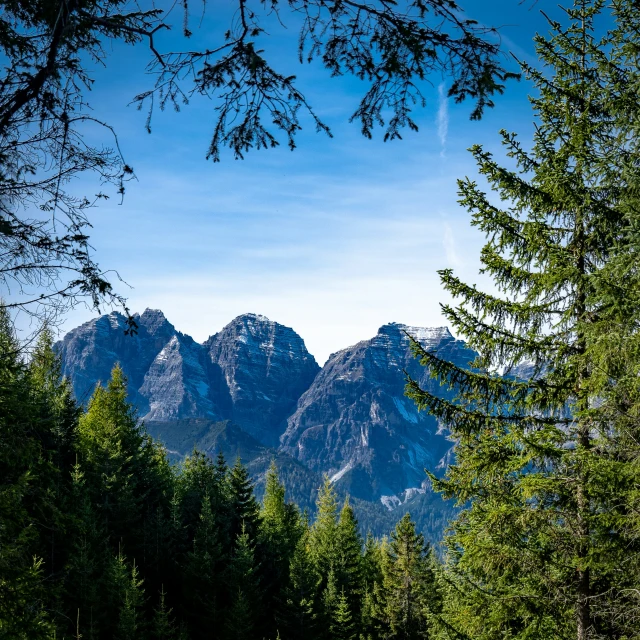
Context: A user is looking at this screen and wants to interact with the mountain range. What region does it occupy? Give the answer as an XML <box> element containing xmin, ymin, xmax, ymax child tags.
<box><xmin>57</xmin><ymin>310</ymin><xmax>477</xmax><ymax>539</ymax></box>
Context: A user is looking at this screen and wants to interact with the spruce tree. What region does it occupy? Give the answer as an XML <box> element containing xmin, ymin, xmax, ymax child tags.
<box><xmin>260</xmin><ymin>461</ymin><xmax>302</xmax><ymax>637</ymax></box>
<box><xmin>152</xmin><ymin>586</ymin><xmax>178</xmax><ymax>640</ymax></box>
<box><xmin>373</xmin><ymin>515</ymin><xmax>434</xmax><ymax>640</ymax></box>
<box><xmin>64</xmin><ymin>460</ymin><xmax>109</xmax><ymax>640</ymax></box>
<box><xmin>183</xmin><ymin>493</ymin><xmax>225</xmax><ymax>639</ymax></box>
<box><xmin>309</xmin><ymin>477</ymin><xmax>340</xmax><ymax>591</ymax></box>
<box><xmin>332</xmin><ymin>588</ymin><xmax>357</xmax><ymax>640</ymax></box>
<box><xmin>110</xmin><ymin>551</ymin><xmax>147</xmax><ymax>640</ymax></box>
<box><xmin>0</xmin><ymin>309</ymin><xmax>57</xmax><ymax>637</ymax></box>
<box><xmin>277</xmin><ymin>516</ymin><xmax>319</xmax><ymax>640</ymax></box>
<box><xmin>28</xmin><ymin>327</ymin><xmax>80</xmax><ymax>607</ymax></box>
<box><xmin>224</xmin><ymin>525</ymin><xmax>262</xmax><ymax>640</ymax></box>
<box><xmin>78</xmin><ymin>365</ymin><xmax>172</xmax><ymax>558</ymax></box>
<box><xmin>335</xmin><ymin>498</ymin><xmax>363</xmax><ymax>614</ymax></box>
<box><xmin>228</xmin><ymin>457</ymin><xmax>260</xmax><ymax>543</ymax></box>
<box><xmin>405</xmin><ymin>2</ymin><xmax>640</xmax><ymax>637</ymax></box>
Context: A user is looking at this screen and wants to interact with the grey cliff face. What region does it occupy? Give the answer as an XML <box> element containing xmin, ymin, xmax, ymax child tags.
<box><xmin>57</xmin><ymin>309</ymin><xmax>176</xmax><ymax>406</ymax></box>
<box><xmin>58</xmin><ymin>309</ymin><xmax>475</xmax><ymax>523</ymax></box>
<box><xmin>280</xmin><ymin>323</ymin><xmax>477</xmax><ymax>502</ymax></box>
<box><xmin>204</xmin><ymin>314</ymin><xmax>320</xmax><ymax>446</ymax></box>
<box><xmin>139</xmin><ymin>334</ymin><xmax>225</xmax><ymax>421</ymax></box>
<box><xmin>57</xmin><ymin>311</ymin><xmax>318</xmax><ymax>446</ymax></box>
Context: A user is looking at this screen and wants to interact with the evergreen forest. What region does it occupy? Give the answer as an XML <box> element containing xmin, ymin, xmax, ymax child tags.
<box><xmin>0</xmin><ymin>322</ymin><xmax>442</xmax><ymax>640</ymax></box>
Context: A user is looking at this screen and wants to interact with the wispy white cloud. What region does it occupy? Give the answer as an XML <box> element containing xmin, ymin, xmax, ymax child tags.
<box><xmin>443</xmin><ymin>222</ymin><xmax>462</xmax><ymax>268</ymax></box>
<box><xmin>437</xmin><ymin>83</ymin><xmax>449</xmax><ymax>156</ymax></box>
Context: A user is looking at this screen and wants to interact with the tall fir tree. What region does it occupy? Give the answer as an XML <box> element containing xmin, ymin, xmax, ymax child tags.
<box><xmin>110</xmin><ymin>550</ymin><xmax>147</xmax><ymax>640</ymax></box>
<box><xmin>372</xmin><ymin>514</ymin><xmax>435</xmax><ymax>640</ymax></box>
<box><xmin>63</xmin><ymin>460</ymin><xmax>110</xmax><ymax>640</ymax></box>
<box><xmin>0</xmin><ymin>310</ymin><xmax>61</xmax><ymax>636</ymax></box>
<box><xmin>335</xmin><ymin>498</ymin><xmax>364</xmax><ymax>614</ymax></box>
<box><xmin>183</xmin><ymin>493</ymin><xmax>225</xmax><ymax>640</ymax></box>
<box><xmin>27</xmin><ymin>327</ymin><xmax>80</xmax><ymax>610</ymax></box>
<box><xmin>152</xmin><ymin>586</ymin><xmax>178</xmax><ymax>640</ymax></box>
<box><xmin>224</xmin><ymin>525</ymin><xmax>262</xmax><ymax>640</ymax></box>
<box><xmin>331</xmin><ymin>588</ymin><xmax>357</xmax><ymax>640</ymax></box>
<box><xmin>277</xmin><ymin>515</ymin><xmax>319</xmax><ymax>640</ymax></box>
<box><xmin>77</xmin><ymin>365</ymin><xmax>172</xmax><ymax>562</ymax></box>
<box><xmin>228</xmin><ymin>457</ymin><xmax>260</xmax><ymax>543</ymax></box>
<box><xmin>260</xmin><ymin>461</ymin><xmax>302</xmax><ymax>638</ymax></box>
<box><xmin>309</xmin><ymin>477</ymin><xmax>341</xmax><ymax>592</ymax></box>
<box><xmin>405</xmin><ymin>2</ymin><xmax>640</xmax><ymax>638</ymax></box>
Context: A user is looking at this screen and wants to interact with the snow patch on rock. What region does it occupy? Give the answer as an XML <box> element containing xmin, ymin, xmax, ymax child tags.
<box><xmin>330</xmin><ymin>462</ymin><xmax>353</xmax><ymax>484</ymax></box>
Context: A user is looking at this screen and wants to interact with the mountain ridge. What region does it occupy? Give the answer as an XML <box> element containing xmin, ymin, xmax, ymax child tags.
<box><xmin>56</xmin><ymin>309</ymin><xmax>475</xmax><ymax>539</ymax></box>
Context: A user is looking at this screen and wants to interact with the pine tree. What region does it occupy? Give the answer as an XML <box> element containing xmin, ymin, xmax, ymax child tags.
<box><xmin>224</xmin><ymin>525</ymin><xmax>262</xmax><ymax>640</ymax></box>
<box><xmin>260</xmin><ymin>461</ymin><xmax>302</xmax><ymax>637</ymax></box>
<box><xmin>335</xmin><ymin>498</ymin><xmax>363</xmax><ymax>614</ymax></box>
<box><xmin>152</xmin><ymin>586</ymin><xmax>178</xmax><ymax>640</ymax></box>
<box><xmin>277</xmin><ymin>516</ymin><xmax>319</xmax><ymax>640</ymax></box>
<box><xmin>322</xmin><ymin>569</ymin><xmax>339</xmax><ymax>640</ymax></box>
<box><xmin>309</xmin><ymin>477</ymin><xmax>340</xmax><ymax>591</ymax></box>
<box><xmin>360</xmin><ymin>533</ymin><xmax>385</xmax><ymax>640</ymax></box>
<box><xmin>111</xmin><ymin>551</ymin><xmax>147</xmax><ymax>640</ymax></box>
<box><xmin>28</xmin><ymin>327</ymin><xmax>80</xmax><ymax>608</ymax></box>
<box><xmin>373</xmin><ymin>515</ymin><xmax>434</xmax><ymax>640</ymax></box>
<box><xmin>228</xmin><ymin>457</ymin><xmax>260</xmax><ymax>543</ymax></box>
<box><xmin>78</xmin><ymin>365</ymin><xmax>172</xmax><ymax>558</ymax></box>
<box><xmin>223</xmin><ymin>589</ymin><xmax>254</xmax><ymax>640</ymax></box>
<box><xmin>183</xmin><ymin>493</ymin><xmax>225</xmax><ymax>640</ymax></box>
<box><xmin>0</xmin><ymin>309</ymin><xmax>57</xmax><ymax>637</ymax></box>
<box><xmin>332</xmin><ymin>588</ymin><xmax>357</xmax><ymax>640</ymax></box>
<box><xmin>63</xmin><ymin>460</ymin><xmax>109</xmax><ymax>640</ymax></box>
<box><xmin>404</xmin><ymin>2</ymin><xmax>640</xmax><ymax>637</ymax></box>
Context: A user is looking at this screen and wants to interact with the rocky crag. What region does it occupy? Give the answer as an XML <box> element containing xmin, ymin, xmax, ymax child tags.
<box><xmin>57</xmin><ymin>310</ymin><xmax>475</xmax><ymax>538</ymax></box>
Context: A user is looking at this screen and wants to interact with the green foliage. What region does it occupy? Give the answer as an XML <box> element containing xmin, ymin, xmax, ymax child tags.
<box><xmin>404</xmin><ymin>2</ymin><xmax>640</xmax><ymax>638</ymax></box>
<box><xmin>152</xmin><ymin>587</ymin><xmax>178</xmax><ymax>640</ymax></box>
<box><xmin>310</xmin><ymin>477</ymin><xmax>341</xmax><ymax>586</ymax></box>
<box><xmin>278</xmin><ymin>516</ymin><xmax>319</xmax><ymax>640</ymax></box>
<box><xmin>332</xmin><ymin>588</ymin><xmax>357</xmax><ymax>640</ymax></box>
<box><xmin>112</xmin><ymin>553</ymin><xmax>147</xmax><ymax>640</ymax></box>
<box><xmin>336</xmin><ymin>498</ymin><xmax>364</xmax><ymax>612</ymax></box>
<box><xmin>229</xmin><ymin>457</ymin><xmax>260</xmax><ymax>542</ymax></box>
<box><xmin>1</xmin><ymin>328</ymin><xmax>453</xmax><ymax>639</ymax></box>
<box><xmin>371</xmin><ymin>515</ymin><xmax>436</xmax><ymax>640</ymax></box>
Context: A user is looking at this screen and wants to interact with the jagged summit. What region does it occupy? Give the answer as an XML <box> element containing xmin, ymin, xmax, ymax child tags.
<box><xmin>57</xmin><ymin>309</ymin><xmax>320</xmax><ymax>447</ymax></box>
<box><xmin>204</xmin><ymin>313</ymin><xmax>320</xmax><ymax>446</ymax></box>
<box><xmin>280</xmin><ymin>322</ymin><xmax>476</xmax><ymax>502</ymax></box>
<box><xmin>57</xmin><ymin>310</ymin><xmax>475</xmax><ymax>507</ymax></box>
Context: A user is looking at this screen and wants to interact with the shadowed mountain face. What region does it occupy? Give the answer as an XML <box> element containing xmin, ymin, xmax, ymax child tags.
<box><xmin>57</xmin><ymin>309</ymin><xmax>177</xmax><ymax>409</ymax></box>
<box><xmin>279</xmin><ymin>323</ymin><xmax>477</xmax><ymax>502</ymax></box>
<box><xmin>57</xmin><ymin>310</ymin><xmax>476</xmax><ymax>535</ymax></box>
<box><xmin>204</xmin><ymin>314</ymin><xmax>320</xmax><ymax>446</ymax></box>
<box><xmin>57</xmin><ymin>311</ymin><xmax>319</xmax><ymax>447</ymax></box>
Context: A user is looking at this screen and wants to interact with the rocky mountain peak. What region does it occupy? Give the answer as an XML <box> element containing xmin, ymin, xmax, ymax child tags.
<box><xmin>280</xmin><ymin>323</ymin><xmax>476</xmax><ymax>502</ymax></box>
<box><xmin>57</xmin><ymin>311</ymin><xmax>475</xmax><ymax>513</ymax></box>
<box><xmin>204</xmin><ymin>314</ymin><xmax>320</xmax><ymax>446</ymax></box>
<box><xmin>137</xmin><ymin>308</ymin><xmax>174</xmax><ymax>337</ymax></box>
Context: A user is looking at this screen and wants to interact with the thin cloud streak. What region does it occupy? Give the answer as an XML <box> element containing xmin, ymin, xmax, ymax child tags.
<box><xmin>437</xmin><ymin>83</ymin><xmax>449</xmax><ymax>156</ymax></box>
<box><xmin>443</xmin><ymin>222</ymin><xmax>462</xmax><ymax>268</ymax></box>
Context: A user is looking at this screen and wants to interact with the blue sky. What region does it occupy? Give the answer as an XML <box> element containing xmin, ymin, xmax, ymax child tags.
<box><xmin>55</xmin><ymin>0</ymin><xmax>554</xmax><ymax>364</ymax></box>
